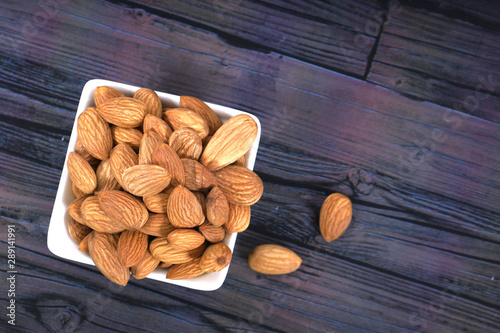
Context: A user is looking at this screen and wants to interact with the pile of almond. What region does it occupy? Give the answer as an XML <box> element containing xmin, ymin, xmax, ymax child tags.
<box><xmin>67</xmin><ymin>86</ymin><xmax>263</xmax><ymax>286</ymax></box>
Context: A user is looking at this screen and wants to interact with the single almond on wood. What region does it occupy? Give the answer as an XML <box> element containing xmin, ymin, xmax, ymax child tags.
<box><xmin>181</xmin><ymin>158</ymin><xmax>217</xmax><ymax>192</ymax></box>
<box><xmin>150</xmin><ymin>237</ymin><xmax>207</xmax><ymax>264</ymax></box>
<box><xmin>167</xmin><ymin>185</ymin><xmax>205</xmax><ymax>228</ymax></box>
<box><xmin>121</xmin><ymin>164</ymin><xmax>171</xmax><ymax>197</ymax></box>
<box><xmin>224</xmin><ymin>204</ymin><xmax>251</xmax><ymax>233</ymax></box>
<box><xmin>198</xmin><ymin>221</ymin><xmax>226</xmax><ymax>243</ymax></box>
<box><xmin>213</xmin><ymin>165</ymin><xmax>263</xmax><ymax>205</ymax></box>
<box><xmin>248</xmin><ymin>244</ymin><xmax>302</xmax><ymax>275</ymax></box>
<box><xmin>319</xmin><ymin>193</ymin><xmax>352</xmax><ymax>242</ymax></box>
<box><xmin>168</xmin><ymin>128</ymin><xmax>203</xmax><ymax>160</ymax></box>
<box><xmin>153</xmin><ymin>143</ymin><xmax>185</xmax><ymax>187</ymax></box>
<box><xmin>97</xmin><ymin>190</ymin><xmax>149</xmax><ymax>230</ymax></box>
<box><xmin>118</xmin><ymin>230</ymin><xmax>149</xmax><ymax>267</ymax></box>
<box><xmin>67</xmin><ymin>152</ymin><xmax>97</xmax><ymax>195</ymax></box>
<box><xmin>109</xmin><ymin>143</ymin><xmax>139</xmax><ymax>188</ymax></box>
<box><xmin>166</xmin><ymin>258</ymin><xmax>205</xmax><ymax>280</ymax></box>
<box><xmin>143</xmin><ymin>114</ymin><xmax>173</xmax><ymax>142</ymax></box>
<box><xmin>133</xmin><ymin>88</ymin><xmax>163</xmax><ymax>118</ymax></box>
<box><xmin>94</xmin><ymin>86</ymin><xmax>125</xmax><ymax>109</ymax></box>
<box><xmin>131</xmin><ymin>250</ymin><xmax>160</xmax><ymax>280</ymax></box>
<box><xmin>167</xmin><ymin>229</ymin><xmax>206</xmax><ymax>251</ymax></box>
<box><xmin>180</xmin><ymin>96</ymin><xmax>221</xmax><ymax>135</ymax></box>
<box><xmin>200</xmin><ymin>114</ymin><xmax>258</xmax><ymax>171</ymax></box>
<box><xmin>98</xmin><ymin>97</ymin><xmax>147</xmax><ymax>128</ymax></box>
<box><xmin>205</xmin><ymin>187</ymin><xmax>229</xmax><ymax>227</ymax></box>
<box><xmin>164</xmin><ymin>107</ymin><xmax>209</xmax><ymax>139</ymax></box>
<box><xmin>199</xmin><ymin>242</ymin><xmax>232</xmax><ymax>273</ymax></box>
<box><xmin>88</xmin><ymin>232</ymin><xmax>130</xmax><ymax>286</ymax></box>
<box><xmin>139</xmin><ymin>213</ymin><xmax>175</xmax><ymax>237</ymax></box>
<box><xmin>111</xmin><ymin>126</ymin><xmax>143</xmax><ymax>151</ymax></box>
<box><xmin>77</xmin><ymin>107</ymin><xmax>113</xmax><ymax>160</ymax></box>
<box><xmin>80</xmin><ymin>196</ymin><xmax>127</xmax><ymax>233</ymax></box>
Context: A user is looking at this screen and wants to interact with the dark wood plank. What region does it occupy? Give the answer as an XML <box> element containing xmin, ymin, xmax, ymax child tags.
<box><xmin>367</xmin><ymin>4</ymin><xmax>500</xmax><ymax>122</ymax></box>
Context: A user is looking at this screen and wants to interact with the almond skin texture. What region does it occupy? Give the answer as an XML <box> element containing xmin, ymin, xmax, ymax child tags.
<box><xmin>181</xmin><ymin>158</ymin><xmax>217</xmax><ymax>192</ymax></box>
<box><xmin>167</xmin><ymin>185</ymin><xmax>205</xmax><ymax>228</ymax></box>
<box><xmin>77</xmin><ymin>107</ymin><xmax>113</xmax><ymax>160</ymax></box>
<box><xmin>88</xmin><ymin>232</ymin><xmax>130</xmax><ymax>286</ymax></box>
<box><xmin>67</xmin><ymin>152</ymin><xmax>97</xmax><ymax>195</ymax></box>
<box><xmin>139</xmin><ymin>130</ymin><xmax>163</xmax><ymax>165</ymax></box>
<box><xmin>98</xmin><ymin>190</ymin><xmax>149</xmax><ymax>230</ymax></box>
<box><xmin>205</xmin><ymin>187</ymin><xmax>230</xmax><ymax>227</ymax></box>
<box><xmin>131</xmin><ymin>250</ymin><xmax>160</xmax><ymax>280</ymax></box>
<box><xmin>121</xmin><ymin>164</ymin><xmax>171</xmax><ymax>197</ymax></box>
<box><xmin>164</xmin><ymin>108</ymin><xmax>209</xmax><ymax>139</ymax></box>
<box><xmin>72</xmin><ymin>183</ymin><xmax>87</xmax><ymax>199</ymax></box>
<box><xmin>143</xmin><ymin>188</ymin><xmax>173</xmax><ymax>214</ymax></box>
<box><xmin>75</xmin><ymin>137</ymin><xmax>100</xmax><ymax>167</ymax></box>
<box><xmin>94</xmin><ymin>86</ymin><xmax>125</xmax><ymax>108</ymax></box>
<box><xmin>68</xmin><ymin>218</ymin><xmax>92</xmax><ymax>244</ymax></box>
<box><xmin>150</xmin><ymin>237</ymin><xmax>207</xmax><ymax>264</ymax></box>
<box><xmin>111</xmin><ymin>126</ymin><xmax>143</xmax><ymax>151</ymax></box>
<box><xmin>139</xmin><ymin>213</ymin><xmax>175</xmax><ymax>238</ymax></box>
<box><xmin>95</xmin><ymin>158</ymin><xmax>121</xmax><ymax>193</ymax></box>
<box><xmin>168</xmin><ymin>128</ymin><xmax>203</xmax><ymax>160</ymax></box>
<box><xmin>153</xmin><ymin>143</ymin><xmax>185</xmax><ymax>187</ymax></box>
<box><xmin>180</xmin><ymin>96</ymin><xmax>221</xmax><ymax>135</ymax></box>
<box><xmin>213</xmin><ymin>165</ymin><xmax>263</xmax><ymax>205</ymax></box>
<box><xmin>199</xmin><ymin>242</ymin><xmax>232</xmax><ymax>273</ymax></box>
<box><xmin>198</xmin><ymin>221</ymin><xmax>226</xmax><ymax>243</ymax></box>
<box><xmin>98</xmin><ymin>97</ymin><xmax>147</xmax><ymax>128</ymax></box>
<box><xmin>166</xmin><ymin>258</ymin><xmax>205</xmax><ymax>280</ymax></box>
<box><xmin>80</xmin><ymin>196</ymin><xmax>127</xmax><ymax>233</ymax></box>
<box><xmin>109</xmin><ymin>143</ymin><xmax>139</xmax><ymax>188</ymax></box>
<box><xmin>68</xmin><ymin>195</ymin><xmax>90</xmax><ymax>224</ymax></box>
<box><xmin>78</xmin><ymin>232</ymin><xmax>91</xmax><ymax>253</ymax></box>
<box><xmin>248</xmin><ymin>244</ymin><xmax>302</xmax><ymax>275</ymax></box>
<box><xmin>134</xmin><ymin>88</ymin><xmax>163</xmax><ymax>118</ymax></box>
<box><xmin>319</xmin><ymin>193</ymin><xmax>352</xmax><ymax>242</ymax></box>
<box><xmin>224</xmin><ymin>204</ymin><xmax>251</xmax><ymax>233</ymax></box>
<box><xmin>143</xmin><ymin>114</ymin><xmax>173</xmax><ymax>142</ymax></box>
<box><xmin>200</xmin><ymin>114</ymin><xmax>258</xmax><ymax>171</ymax></box>
<box><xmin>167</xmin><ymin>229</ymin><xmax>206</xmax><ymax>251</ymax></box>
<box><xmin>118</xmin><ymin>230</ymin><xmax>149</xmax><ymax>267</ymax></box>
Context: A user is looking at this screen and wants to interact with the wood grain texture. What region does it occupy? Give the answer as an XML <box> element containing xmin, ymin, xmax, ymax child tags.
<box><xmin>0</xmin><ymin>0</ymin><xmax>499</xmax><ymax>332</ymax></box>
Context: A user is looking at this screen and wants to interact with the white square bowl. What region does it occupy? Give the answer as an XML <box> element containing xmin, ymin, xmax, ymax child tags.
<box><xmin>47</xmin><ymin>79</ymin><xmax>261</xmax><ymax>291</ymax></box>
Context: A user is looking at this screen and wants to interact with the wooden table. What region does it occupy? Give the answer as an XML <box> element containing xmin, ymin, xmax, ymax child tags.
<box><xmin>1</xmin><ymin>1</ymin><xmax>499</xmax><ymax>332</ymax></box>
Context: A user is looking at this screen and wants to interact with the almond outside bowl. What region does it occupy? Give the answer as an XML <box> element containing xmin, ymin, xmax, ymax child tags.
<box><xmin>47</xmin><ymin>79</ymin><xmax>261</xmax><ymax>291</ymax></box>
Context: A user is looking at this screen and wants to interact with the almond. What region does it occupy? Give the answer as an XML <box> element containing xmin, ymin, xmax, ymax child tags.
<box><xmin>200</xmin><ymin>114</ymin><xmax>258</xmax><ymax>171</ymax></box>
<box><xmin>166</xmin><ymin>258</ymin><xmax>204</xmax><ymax>280</ymax></box>
<box><xmin>158</xmin><ymin>262</ymin><xmax>173</xmax><ymax>269</ymax></box>
<box><xmin>68</xmin><ymin>195</ymin><xmax>90</xmax><ymax>224</ymax></box>
<box><xmin>98</xmin><ymin>97</ymin><xmax>147</xmax><ymax>128</ymax></box>
<box><xmin>109</xmin><ymin>143</ymin><xmax>139</xmax><ymax>188</ymax></box>
<box><xmin>180</xmin><ymin>96</ymin><xmax>221</xmax><ymax>135</ymax></box>
<box><xmin>72</xmin><ymin>183</ymin><xmax>87</xmax><ymax>199</ymax></box>
<box><xmin>153</xmin><ymin>143</ymin><xmax>185</xmax><ymax>187</ymax></box>
<box><xmin>205</xmin><ymin>187</ymin><xmax>229</xmax><ymax>227</ymax></box>
<box><xmin>133</xmin><ymin>88</ymin><xmax>163</xmax><ymax>118</ymax></box>
<box><xmin>199</xmin><ymin>242</ymin><xmax>232</xmax><ymax>273</ymax></box>
<box><xmin>181</xmin><ymin>158</ymin><xmax>217</xmax><ymax>191</ymax></box>
<box><xmin>95</xmin><ymin>158</ymin><xmax>121</xmax><ymax>193</ymax></box>
<box><xmin>143</xmin><ymin>114</ymin><xmax>172</xmax><ymax>142</ymax></box>
<box><xmin>131</xmin><ymin>250</ymin><xmax>160</xmax><ymax>279</ymax></box>
<box><xmin>233</xmin><ymin>155</ymin><xmax>246</xmax><ymax>167</ymax></box>
<box><xmin>78</xmin><ymin>232</ymin><xmax>92</xmax><ymax>253</ymax></box>
<box><xmin>88</xmin><ymin>232</ymin><xmax>130</xmax><ymax>286</ymax></box>
<box><xmin>94</xmin><ymin>86</ymin><xmax>125</xmax><ymax>109</ymax></box>
<box><xmin>143</xmin><ymin>188</ymin><xmax>173</xmax><ymax>214</ymax></box>
<box><xmin>111</xmin><ymin>126</ymin><xmax>143</xmax><ymax>151</ymax></box>
<box><xmin>80</xmin><ymin>196</ymin><xmax>127</xmax><ymax>233</ymax></box>
<box><xmin>121</xmin><ymin>164</ymin><xmax>171</xmax><ymax>197</ymax></box>
<box><xmin>198</xmin><ymin>221</ymin><xmax>226</xmax><ymax>243</ymax></box>
<box><xmin>117</xmin><ymin>230</ymin><xmax>149</xmax><ymax>267</ymax></box>
<box><xmin>248</xmin><ymin>244</ymin><xmax>302</xmax><ymax>275</ymax></box>
<box><xmin>319</xmin><ymin>193</ymin><xmax>352</xmax><ymax>242</ymax></box>
<box><xmin>166</xmin><ymin>185</ymin><xmax>205</xmax><ymax>228</ymax></box>
<box><xmin>213</xmin><ymin>165</ymin><xmax>263</xmax><ymax>205</ymax></box>
<box><xmin>223</xmin><ymin>203</ymin><xmax>251</xmax><ymax>233</ymax></box>
<box><xmin>167</xmin><ymin>229</ymin><xmax>206</xmax><ymax>251</ymax></box>
<box><xmin>97</xmin><ymin>190</ymin><xmax>149</xmax><ymax>230</ymax></box>
<box><xmin>67</xmin><ymin>152</ymin><xmax>97</xmax><ymax>195</ymax></box>
<box><xmin>77</xmin><ymin>107</ymin><xmax>113</xmax><ymax>160</ymax></box>
<box><xmin>149</xmin><ymin>237</ymin><xmax>207</xmax><ymax>264</ymax></box>
<box><xmin>68</xmin><ymin>217</ymin><xmax>92</xmax><ymax>244</ymax></box>
<box><xmin>139</xmin><ymin>213</ymin><xmax>175</xmax><ymax>237</ymax></box>
<box><xmin>164</xmin><ymin>108</ymin><xmax>209</xmax><ymax>139</ymax></box>
<box><xmin>168</xmin><ymin>128</ymin><xmax>202</xmax><ymax>160</ymax></box>
<box><xmin>139</xmin><ymin>130</ymin><xmax>163</xmax><ymax>165</ymax></box>
<box><xmin>75</xmin><ymin>137</ymin><xmax>100</xmax><ymax>167</ymax></box>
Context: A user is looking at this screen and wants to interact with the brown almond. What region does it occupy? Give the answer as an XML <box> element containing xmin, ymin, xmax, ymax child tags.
<box><xmin>168</xmin><ymin>128</ymin><xmax>202</xmax><ymax>160</ymax></box>
<box><xmin>97</xmin><ymin>97</ymin><xmax>147</xmax><ymax>128</ymax></box>
<box><xmin>95</xmin><ymin>158</ymin><xmax>121</xmax><ymax>193</ymax></box>
<box><xmin>224</xmin><ymin>204</ymin><xmax>251</xmax><ymax>233</ymax></box>
<box><xmin>143</xmin><ymin>188</ymin><xmax>173</xmax><ymax>214</ymax></box>
<box><xmin>205</xmin><ymin>187</ymin><xmax>229</xmax><ymax>227</ymax></box>
<box><xmin>248</xmin><ymin>244</ymin><xmax>302</xmax><ymax>275</ymax></box>
<box><xmin>111</xmin><ymin>126</ymin><xmax>143</xmax><ymax>151</ymax></box>
<box><xmin>181</xmin><ymin>158</ymin><xmax>217</xmax><ymax>191</ymax></box>
<box><xmin>150</xmin><ymin>237</ymin><xmax>207</xmax><ymax>264</ymax></box>
<box><xmin>158</xmin><ymin>262</ymin><xmax>173</xmax><ymax>269</ymax></box>
<box><xmin>77</xmin><ymin>107</ymin><xmax>113</xmax><ymax>160</ymax></box>
<box><xmin>67</xmin><ymin>152</ymin><xmax>97</xmax><ymax>195</ymax></box>
<box><xmin>200</xmin><ymin>114</ymin><xmax>258</xmax><ymax>171</ymax></box>
<box><xmin>198</xmin><ymin>221</ymin><xmax>226</xmax><ymax>243</ymax></box>
<box><xmin>80</xmin><ymin>196</ymin><xmax>127</xmax><ymax>233</ymax></box>
<box><xmin>319</xmin><ymin>193</ymin><xmax>352</xmax><ymax>242</ymax></box>
<box><xmin>153</xmin><ymin>143</ymin><xmax>185</xmax><ymax>187</ymax></box>
<box><xmin>166</xmin><ymin>258</ymin><xmax>204</xmax><ymax>280</ymax></box>
<box><xmin>139</xmin><ymin>130</ymin><xmax>163</xmax><ymax>165</ymax></box>
<box><xmin>68</xmin><ymin>195</ymin><xmax>90</xmax><ymax>224</ymax></box>
<box><xmin>133</xmin><ymin>88</ymin><xmax>163</xmax><ymax>118</ymax></box>
<box><xmin>75</xmin><ymin>137</ymin><xmax>100</xmax><ymax>167</ymax></box>
<box><xmin>167</xmin><ymin>229</ymin><xmax>206</xmax><ymax>251</ymax></box>
<box><xmin>117</xmin><ymin>230</ymin><xmax>149</xmax><ymax>267</ymax></box>
<box><xmin>143</xmin><ymin>114</ymin><xmax>173</xmax><ymax>142</ymax></box>
<box><xmin>180</xmin><ymin>96</ymin><xmax>221</xmax><ymax>135</ymax></box>
<box><xmin>213</xmin><ymin>165</ymin><xmax>263</xmax><ymax>205</ymax></box>
<box><xmin>121</xmin><ymin>164</ymin><xmax>171</xmax><ymax>197</ymax></box>
<box><xmin>199</xmin><ymin>242</ymin><xmax>232</xmax><ymax>273</ymax></box>
<box><xmin>131</xmin><ymin>250</ymin><xmax>160</xmax><ymax>279</ymax></box>
<box><xmin>68</xmin><ymin>217</ymin><xmax>92</xmax><ymax>244</ymax></box>
<box><xmin>94</xmin><ymin>86</ymin><xmax>125</xmax><ymax>109</ymax></box>
<box><xmin>72</xmin><ymin>183</ymin><xmax>87</xmax><ymax>199</ymax></box>
<box><xmin>109</xmin><ymin>143</ymin><xmax>139</xmax><ymax>188</ymax></box>
<box><xmin>233</xmin><ymin>155</ymin><xmax>246</xmax><ymax>167</ymax></box>
<box><xmin>88</xmin><ymin>232</ymin><xmax>130</xmax><ymax>286</ymax></box>
<box><xmin>139</xmin><ymin>213</ymin><xmax>175</xmax><ymax>237</ymax></box>
<box><xmin>164</xmin><ymin>107</ymin><xmax>209</xmax><ymax>139</ymax></box>
<box><xmin>78</xmin><ymin>232</ymin><xmax>92</xmax><ymax>253</ymax></box>
<box><xmin>98</xmin><ymin>190</ymin><xmax>149</xmax><ymax>230</ymax></box>
<box><xmin>167</xmin><ymin>185</ymin><xmax>205</xmax><ymax>228</ymax></box>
